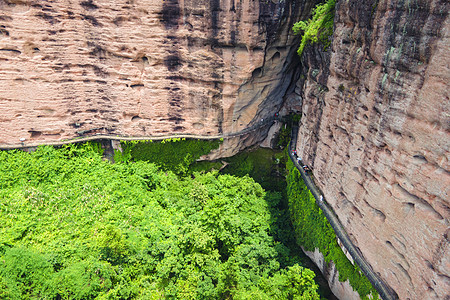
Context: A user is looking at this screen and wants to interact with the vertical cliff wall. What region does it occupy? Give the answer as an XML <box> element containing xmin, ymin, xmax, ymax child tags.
<box><xmin>293</xmin><ymin>0</ymin><xmax>449</xmax><ymax>299</ymax></box>
<box><xmin>0</xmin><ymin>0</ymin><xmax>300</xmax><ymax>152</ymax></box>
<box><xmin>1</xmin><ymin>0</ymin><xmax>449</xmax><ymax>298</ymax></box>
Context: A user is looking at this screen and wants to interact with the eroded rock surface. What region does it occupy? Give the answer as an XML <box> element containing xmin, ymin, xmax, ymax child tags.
<box><xmin>0</xmin><ymin>0</ymin><xmax>300</xmax><ymax>152</ymax></box>
<box><xmin>304</xmin><ymin>248</ymin><xmax>360</xmax><ymax>300</ymax></box>
<box><xmin>293</xmin><ymin>0</ymin><xmax>449</xmax><ymax>299</ymax></box>
<box><xmin>1</xmin><ymin>0</ymin><xmax>449</xmax><ymax>299</ymax></box>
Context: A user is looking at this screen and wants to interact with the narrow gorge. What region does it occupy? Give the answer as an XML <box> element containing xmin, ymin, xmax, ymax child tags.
<box><xmin>0</xmin><ymin>0</ymin><xmax>448</xmax><ymax>299</ymax></box>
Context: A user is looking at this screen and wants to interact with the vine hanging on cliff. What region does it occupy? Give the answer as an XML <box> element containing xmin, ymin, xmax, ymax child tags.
<box><xmin>292</xmin><ymin>0</ymin><xmax>336</xmax><ymax>57</ymax></box>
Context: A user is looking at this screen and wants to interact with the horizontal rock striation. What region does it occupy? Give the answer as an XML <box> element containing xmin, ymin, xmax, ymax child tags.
<box><xmin>0</xmin><ymin>0</ymin><xmax>300</xmax><ymax>154</ymax></box>
<box><xmin>293</xmin><ymin>0</ymin><xmax>449</xmax><ymax>299</ymax></box>
<box><xmin>1</xmin><ymin>0</ymin><xmax>449</xmax><ymax>298</ymax></box>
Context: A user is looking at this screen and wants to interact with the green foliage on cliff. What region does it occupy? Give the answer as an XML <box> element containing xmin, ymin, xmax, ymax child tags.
<box><xmin>0</xmin><ymin>144</ymin><xmax>320</xmax><ymax>299</ymax></box>
<box><xmin>277</xmin><ymin>113</ymin><xmax>302</xmax><ymax>149</ymax></box>
<box><xmin>293</xmin><ymin>0</ymin><xmax>336</xmax><ymax>57</ymax></box>
<box><xmin>114</xmin><ymin>138</ymin><xmax>222</xmax><ymax>175</ymax></box>
<box><xmin>286</xmin><ymin>158</ymin><xmax>379</xmax><ymax>299</ymax></box>
<box><xmin>220</xmin><ymin>148</ymin><xmax>287</xmax><ymax>193</ymax></box>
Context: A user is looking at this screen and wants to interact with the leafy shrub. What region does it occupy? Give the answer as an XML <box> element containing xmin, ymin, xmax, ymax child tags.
<box><xmin>116</xmin><ymin>138</ymin><xmax>222</xmax><ymax>175</ymax></box>
<box><xmin>0</xmin><ymin>247</ymin><xmax>53</xmax><ymax>298</ymax></box>
<box><xmin>292</xmin><ymin>0</ymin><xmax>336</xmax><ymax>56</ymax></box>
<box><xmin>47</xmin><ymin>258</ymin><xmax>115</xmax><ymax>299</ymax></box>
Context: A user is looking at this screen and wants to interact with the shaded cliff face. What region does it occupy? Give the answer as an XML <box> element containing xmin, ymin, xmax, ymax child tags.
<box><xmin>0</xmin><ymin>0</ymin><xmax>299</xmax><ymax>149</ymax></box>
<box><xmin>294</xmin><ymin>0</ymin><xmax>449</xmax><ymax>299</ymax></box>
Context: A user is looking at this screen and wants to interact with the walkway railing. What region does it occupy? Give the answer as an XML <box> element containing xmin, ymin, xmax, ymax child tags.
<box><xmin>289</xmin><ymin>126</ymin><xmax>397</xmax><ymax>300</ymax></box>
<box><xmin>0</xmin><ymin>116</ymin><xmax>278</xmax><ymax>150</ymax></box>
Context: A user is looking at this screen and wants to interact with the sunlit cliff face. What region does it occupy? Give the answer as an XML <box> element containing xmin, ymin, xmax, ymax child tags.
<box><xmin>0</xmin><ymin>0</ymin><xmax>300</xmax><ymax>152</ymax></box>
<box><xmin>0</xmin><ymin>0</ymin><xmax>449</xmax><ymax>299</ymax></box>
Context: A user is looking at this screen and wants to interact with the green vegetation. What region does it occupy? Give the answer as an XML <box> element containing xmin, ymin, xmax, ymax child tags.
<box><xmin>286</xmin><ymin>158</ymin><xmax>379</xmax><ymax>299</ymax></box>
<box><xmin>220</xmin><ymin>148</ymin><xmax>287</xmax><ymax>193</ymax></box>
<box><xmin>114</xmin><ymin>138</ymin><xmax>222</xmax><ymax>175</ymax></box>
<box><xmin>292</xmin><ymin>0</ymin><xmax>336</xmax><ymax>57</ymax></box>
<box><xmin>193</xmin><ymin>147</ymin><xmax>334</xmax><ymax>299</ymax></box>
<box><xmin>0</xmin><ymin>143</ymin><xmax>321</xmax><ymax>299</ymax></box>
<box><xmin>277</xmin><ymin>113</ymin><xmax>301</xmax><ymax>149</ymax></box>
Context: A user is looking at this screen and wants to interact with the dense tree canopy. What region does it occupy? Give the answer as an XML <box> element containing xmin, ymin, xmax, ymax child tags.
<box><xmin>0</xmin><ymin>144</ymin><xmax>320</xmax><ymax>299</ymax></box>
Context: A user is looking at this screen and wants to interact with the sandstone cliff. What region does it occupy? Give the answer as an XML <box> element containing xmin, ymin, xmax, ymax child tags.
<box><xmin>293</xmin><ymin>0</ymin><xmax>449</xmax><ymax>299</ymax></box>
<box><xmin>0</xmin><ymin>0</ymin><xmax>300</xmax><ymax>151</ymax></box>
<box><xmin>1</xmin><ymin>0</ymin><xmax>449</xmax><ymax>299</ymax></box>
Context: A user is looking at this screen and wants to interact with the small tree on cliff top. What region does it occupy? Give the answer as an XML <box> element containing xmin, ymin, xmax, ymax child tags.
<box><xmin>293</xmin><ymin>0</ymin><xmax>336</xmax><ymax>57</ymax></box>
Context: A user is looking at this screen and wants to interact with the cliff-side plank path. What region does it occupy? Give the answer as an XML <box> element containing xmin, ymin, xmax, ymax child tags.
<box><xmin>0</xmin><ymin>0</ymin><xmax>448</xmax><ymax>298</ymax></box>
<box><xmin>0</xmin><ymin>0</ymin><xmax>300</xmax><ymax>152</ymax></box>
<box><xmin>295</xmin><ymin>1</ymin><xmax>449</xmax><ymax>298</ymax></box>
<box><xmin>290</xmin><ymin>126</ymin><xmax>397</xmax><ymax>300</ymax></box>
<box><xmin>0</xmin><ymin>116</ymin><xmax>278</xmax><ymax>150</ymax></box>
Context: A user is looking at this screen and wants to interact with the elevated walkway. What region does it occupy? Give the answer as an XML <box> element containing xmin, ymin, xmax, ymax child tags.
<box><xmin>289</xmin><ymin>126</ymin><xmax>397</xmax><ymax>300</ymax></box>
<box><xmin>0</xmin><ymin>116</ymin><xmax>278</xmax><ymax>150</ymax></box>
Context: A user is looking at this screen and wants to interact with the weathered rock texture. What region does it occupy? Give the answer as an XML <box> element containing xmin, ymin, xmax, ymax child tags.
<box><xmin>0</xmin><ymin>0</ymin><xmax>301</xmax><ymax>152</ymax></box>
<box><xmin>1</xmin><ymin>0</ymin><xmax>449</xmax><ymax>299</ymax></box>
<box><xmin>293</xmin><ymin>0</ymin><xmax>449</xmax><ymax>299</ymax></box>
<box><xmin>304</xmin><ymin>248</ymin><xmax>360</xmax><ymax>300</ymax></box>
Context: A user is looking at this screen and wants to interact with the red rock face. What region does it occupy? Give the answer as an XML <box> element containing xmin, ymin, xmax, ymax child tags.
<box><xmin>1</xmin><ymin>0</ymin><xmax>449</xmax><ymax>298</ymax></box>
<box><xmin>0</xmin><ymin>0</ymin><xmax>300</xmax><ymax>149</ymax></box>
<box><xmin>294</xmin><ymin>0</ymin><xmax>449</xmax><ymax>299</ymax></box>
